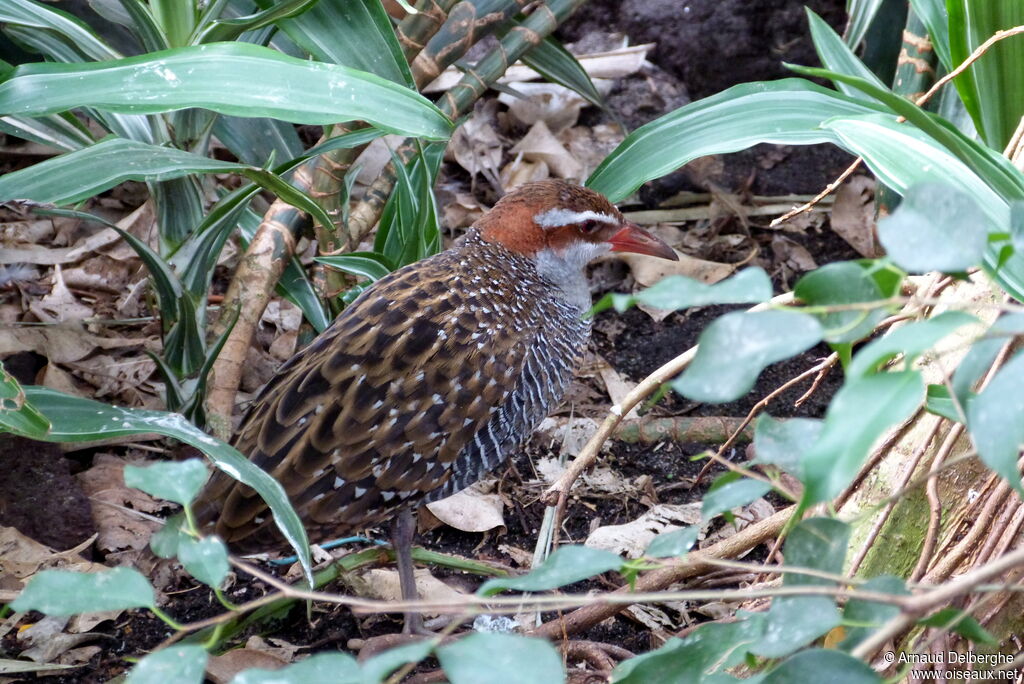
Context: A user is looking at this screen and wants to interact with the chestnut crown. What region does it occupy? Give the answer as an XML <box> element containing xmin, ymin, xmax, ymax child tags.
<box><xmin>476</xmin><ymin>180</ymin><xmax>677</xmax><ymax>262</ymax></box>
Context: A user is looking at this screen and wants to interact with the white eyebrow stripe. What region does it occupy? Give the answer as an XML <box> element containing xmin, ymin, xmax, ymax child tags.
<box><xmin>534</xmin><ymin>208</ymin><xmax>618</xmax><ymax>229</ymax></box>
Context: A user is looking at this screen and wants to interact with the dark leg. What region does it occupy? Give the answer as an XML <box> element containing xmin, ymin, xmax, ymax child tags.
<box><xmin>391</xmin><ymin>506</ymin><xmax>424</xmax><ymax>634</ymax></box>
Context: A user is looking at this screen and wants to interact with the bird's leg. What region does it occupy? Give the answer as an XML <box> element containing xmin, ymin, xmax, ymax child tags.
<box><xmin>391</xmin><ymin>507</ymin><xmax>426</xmax><ymax>634</ymax></box>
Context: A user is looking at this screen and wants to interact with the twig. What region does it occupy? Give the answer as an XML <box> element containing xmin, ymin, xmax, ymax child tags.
<box><xmin>851</xmin><ymin>544</ymin><xmax>1024</xmax><ymax>661</ymax></box>
<box><xmin>909</xmin><ymin>423</ymin><xmax>962</xmax><ymax>582</ymax></box>
<box><xmin>771</xmin><ymin>24</ymin><xmax>1024</xmax><ymax>228</ymax></box>
<box><xmin>540</xmin><ymin>293</ymin><xmax>794</xmax><ymax>536</ymax></box>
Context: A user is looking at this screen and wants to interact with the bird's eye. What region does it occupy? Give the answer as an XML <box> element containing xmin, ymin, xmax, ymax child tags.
<box><xmin>580</xmin><ymin>219</ymin><xmax>600</xmax><ymax>234</ymax></box>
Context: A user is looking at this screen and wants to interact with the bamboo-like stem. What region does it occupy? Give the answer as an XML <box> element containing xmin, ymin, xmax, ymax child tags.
<box><xmin>346</xmin><ymin>0</ymin><xmax>588</xmax><ymax>243</ymax></box>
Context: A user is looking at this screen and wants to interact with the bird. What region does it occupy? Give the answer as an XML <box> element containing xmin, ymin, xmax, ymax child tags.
<box><xmin>193</xmin><ymin>179</ymin><xmax>678</xmax><ymax>631</ymax></box>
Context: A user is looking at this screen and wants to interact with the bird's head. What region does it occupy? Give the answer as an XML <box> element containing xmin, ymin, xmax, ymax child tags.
<box><xmin>476</xmin><ymin>180</ymin><xmax>678</xmax><ymax>268</ymax></box>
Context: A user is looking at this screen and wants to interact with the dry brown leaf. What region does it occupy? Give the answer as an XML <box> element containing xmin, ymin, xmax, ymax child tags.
<box><xmin>500</xmin><ymin>157</ymin><xmax>550</xmax><ymax>190</ymax></box>
<box><xmin>770</xmin><ymin>234</ymin><xmax>818</xmax><ymax>273</ymax></box>
<box><xmin>449</xmin><ymin>105</ymin><xmax>503</xmax><ymax>182</ymax></box>
<box><xmin>0</xmin><ymin>323</ymin><xmax>143</xmax><ymax>364</ymax></box>
<box><xmin>206</xmin><ymin>648</ymin><xmax>289</xmax><ymax>684</ymax></box>
<box><xmin>585</xmin><ymin>503</ymin><xmax>703</xmax><ymax>558</ymax></box>
<box><xmin>510</xmin><ymin>120</ymin><xmax>583</xmax><ymax>181</ymax></box>
<box><xmin>75</xmin><ymin>454</ymin><xmax>163</xmax><ymax>553</ymax></box>
<box><xmin>357</xmin><ymin>568</ymin><xmax>465</xmax><ymax>618</ymax></box>
<box><xmin>0</xmin><ymin>527</ymin><xmax>103</xmax><ymax>603</ymax></box>
<box><xmin>535</xmin><ymin>417</ymin><xmax>601</xmax><ymax>458</ymax></box>
<box><xmin>28</xmin><ymin>265</ymin><xmax>93</xmax><ymax>322</ymax></box>
<box><xmin>831</xmin><ymin>175</ymin><xmax>878</xmax><ymax>257</ymax></box>
<box><xmin>424</xmin><ymin>480</ymin><xmax>504</xmax><ymax>533</ymax></box>
<box><xmin>594</xmin><ymin>357</ymin><xmax>638</xmax><ymax>419</ymax></box>
<box><xmin>562</xmin><ymin>124</ymin><xmax>626</xmax><ymax>181</ymax></box>
<box><xmin>625</xmin><ymin>603</ymin><xmax>677</xmax><ymax>631</ymax></box>
<box><xmin>498</xmin><ymin>83</ymin><xmax>588</xmax><ymax>134</ymax></box>
<box><xmin>619</xmin><ymin>250</ymin><xmax>734</xmax><ymax>288</ymax></box>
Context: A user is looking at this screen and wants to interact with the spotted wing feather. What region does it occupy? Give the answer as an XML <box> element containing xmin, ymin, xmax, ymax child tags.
<box><xmin>196</xmin><ymin>240</ymin><xmax>552</xmax><ymax>549</ymax></box>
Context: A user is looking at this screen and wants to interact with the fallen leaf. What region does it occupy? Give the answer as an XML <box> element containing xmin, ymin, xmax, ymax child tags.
<box><xmin>75</xmin><ymin>454</ymin><xmax>164</xmax><ymax>553</ymax></box>
<box><xmin>357</xmin><ymin>569</ymin><xmax>465</xmax><ymax>618</ymax></box>
<box><xmin>619</xmin><ymin>251</ymin><xmax>734</xmax><ymax>288</ymax></box>
<box><xmin>424</xmin><ymin>480</ymin><xmax>504</xmax><ymax>533</ymax></box>
<box><xmin>535</xmin><ymin>417</ymin><xmax>601</xmax><ymax>458</ymax></box>
<box><xmin>831</xmin><ymin>175</ymin><xmax>878</xmax><ymax>257</ymax></box>
<box><xmin>28</xmin><ymin>265</ymin><xmax>93</xmax><ymax>322</ymax></box>
<box><xmin>498</xmin><ymin>83</ymin><xmax>588</xmax><ymax>135</ymax></box>
<box><xmin>206</xmin><ymin>648</ymin><xmax>289</xmax><ymax>684</ymax></box>
<box><xmin>510</xmin><ymin>120</ymin><xmax>583</xmax><ymax>181</ymax></box>
<box><xmin>585</xmin><ymin>504</ymin><xmax>703</xmax><ymax>558</ymax></box>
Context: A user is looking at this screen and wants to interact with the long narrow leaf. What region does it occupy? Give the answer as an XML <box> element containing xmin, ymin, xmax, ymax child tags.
<box><xmin>258</xmin><ymin>0</ymin><xmax>415</xmax><ymax>87</ymax></box>
<box><xmin>586</xmin><ymin>78</ymin><xmax>890</xmax><ymax>201</ymax></box>
<box><xmin>0</xmin><ymin>42</ymin><xmax>451</xmax><ymax>139</ymax></box>
<box><xmin>0</xmin><ymin>0</ymin><xmax>121</xmax><ymax>61</ymax></box>
<box><xmin>0</xmin><ymin>136</ymin><xmax>335</xmax><ymax>233</ymax></box>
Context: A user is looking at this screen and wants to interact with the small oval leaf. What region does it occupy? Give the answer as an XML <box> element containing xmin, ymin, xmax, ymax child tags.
<box><xmin>12</xmin><ymin>568</ymin><xmax>155</xmax><ymax>615</ymax></box>
<box><xmin>673</xmin><ymin>311</ymin><xmax>823</xmax><ymax>403</ymax></box>
<box><xmin>123</xmin><ymin>459</ymin><xmax>209</xmax><ymax>506</ymax></box>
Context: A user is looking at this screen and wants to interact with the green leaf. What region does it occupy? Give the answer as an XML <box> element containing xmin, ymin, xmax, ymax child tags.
<box><xmin>752</xmin><ymin>415</ymin><xmax>823</xmax><ymax>474</ymax></box>
<box><xmin>437</xmin><ymin>633</ymin><xmax>564</xmax><ymax>684</ymax></box>
<box><xmin>12</xmin><ymin>567</ymin><xmax>155</xmax><ymax>615</ymax></box>
<box><xmin>231</xmin><ymin>652</ymin><xmax>361</xmax><ymax>684</ymax></box>
<box><xmin>801</xmin><ymin>371</ymin><xmax>925</xmax><ymax>505</ymax></box>
<box><xmin>763</xmin><ymin>649</ymin><xmax>880</xmax><ymax>683</ymax></box>
<box><xmin>195</xmin><ymin>0</ymin><xmax>321</xmax><ymax>44</ymax></box>
<box><xmin>612</xmin><ymin>615</ymin><xmax>768</xmax><ymax>683</ymax></box>
<box><xmin>178</xmin><ymin>536</ymin><xmax>229</xmax><ymax>588</ymax></box>
<box><xmin>0</xmin><ymin>138</ymin><xmax>336</xmax><ymax>238</ymax></box>
<box><xmin>0</xmin><ymin>0</ymin><xmax>121</xmax><ymax>62</ymax></box>
<box><xmin>126</xmin><ymin>645</ymin><xmax>208</xmax><ymax>684</ymax></box>
<box><xmin>909</xmin><ymin>0</ymin><xmax>951</xmax><ymax>70</ymax></box>
<box><xmin>919</xmin><ymin>608</ymin><xmax>997</xmax><ymax>645</ymax></box>
<box><xmin>587</xmin><ymin>79</ymin><xmax>888</xmax><ymax>202</ymax></box>
<box><xmin>360</xmin><ymin>640</ymin><xmax>436</xmax><ymax>684</ymax></box>
<box><xmin>211</xmin><ymin>115</ymin><xmax>303</xmax><ymax>166</ymax></box>
<box><xmin>787</xmin><ymin>65</ymin><xmax>1024</xmax><ymax>203</ymax></box>
<box><xmin>966</xmin><ymin>349</ymin><xmax>1024</xmax><ymax>497</ymax></box>
<box><xmin>0</xmin><ymin>362</ymin><xmax>49</xmax><ymax>435</ymax></box>
<box><xmin>264</xmin><ymin>0</ymin><xmax>415</xmax><ymax>88</ymax></box>
<box><xmin>794</xmin><ymin>262</ymin><xmax>887</xmax><ymax>344</ymax></box>
<box><xmin>805</xmin><ymin>8</ymin><xmax>887</xmax><ymax>99</ymax></box>
<box><xmin>592</xmin><ymin>267</ymin><xmax>773</xmax><ymax>315</ymax></box>
<box><xmin>877</xmin><ymin>183</ymin><xmax>991</xmax><ymax>273</ymax></box>
<box><xmin>702</xmin><ymin>477</ymin><xmax>772</xmax><ymax>520</ymax></box>
<box><xmin>521</xmin><ymin>34</ymin><xmax>603</xmax><ymax>107</ymax></box>
<box><xmin>947</xmin><ymin>1</ymin><xmax>1024</xmax><ymax>150</ymax></box>
<box><xmin>952</xmin><ymin>313</ymin><xmax>1024</xmax><ymax>405</ymax></box>
<box><xmin>925</xmin><ymin>384</ymin><xmax>963</xmax><ymax>423</ymax></box>
<box><xmin>0</xmin><ymin>113</ymin><xmax>94</xmax><ymax>152</ymax></box>
<box><xmin>150</xmin><ymin>514</ymin><xmax>188</xmax><ymax>559</ymax></box>
<box><xmin>673</xmin><ymin>311</ymin><xmax>823</xmax><ymax>403</ymax></box>
<box><xmin>479</xmin><ymin>546</ymin><xmax>623</xmax><ymax>596</ymax></box>
<box><xmin>840</xmin><ymin>575</ymin><xmax>908</xmax><ymax>651</ymax></box>
<box><xmin>847</xmin><ymin>311</ymin><xmax>977</xmax><ymax>378</ymax></box>
<box><xmin>3</xmin><ymin>387</ymin><xmax>313</xmax><ymax>585</ymax></box>
<box><xmin>123</xmin><ymin>459</ymin><xmax>209</xmax><ymax>506</ymax></box>
<box><xmin>645</xmin><ymin>526</ymin><xmax>699</xmax><ymax>558</ymax></box>
<box><xmin>751</xmin><ymin>519</ymin><xmax>848</xmax><ymax>658</ymax></box>
<box><xmin>0</xmin><ymin>43</ymin><xmax>450</xmax><ymax>139</ymax></box>
<box><xmin>317</xmin><ymin>252</ymin><xmax>395</xmax><ymax>282</ymax></box>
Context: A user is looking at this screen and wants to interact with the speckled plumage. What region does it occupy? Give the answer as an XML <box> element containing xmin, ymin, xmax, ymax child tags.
<box><xmin>194</xmin><ymin>180</ymin><xmax>677</xmax><ymax>560</ymax></box>
<box><xmin>197</xmin><ymin>230</ymin><xmax>589</xmax><ymax>548</ymax></box>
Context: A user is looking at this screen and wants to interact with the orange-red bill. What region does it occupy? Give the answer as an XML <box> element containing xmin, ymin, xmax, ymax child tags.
<box><xmin>608</xmin><ymin>222</ymin><xmax>679</xmax><ymax>260</ymax></box>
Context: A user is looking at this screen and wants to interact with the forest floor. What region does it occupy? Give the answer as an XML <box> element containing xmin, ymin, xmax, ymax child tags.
<box><xmin>0</xmin><ymin>1</ymin><xmax>888</xmax><ymax>681</ymax></box>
